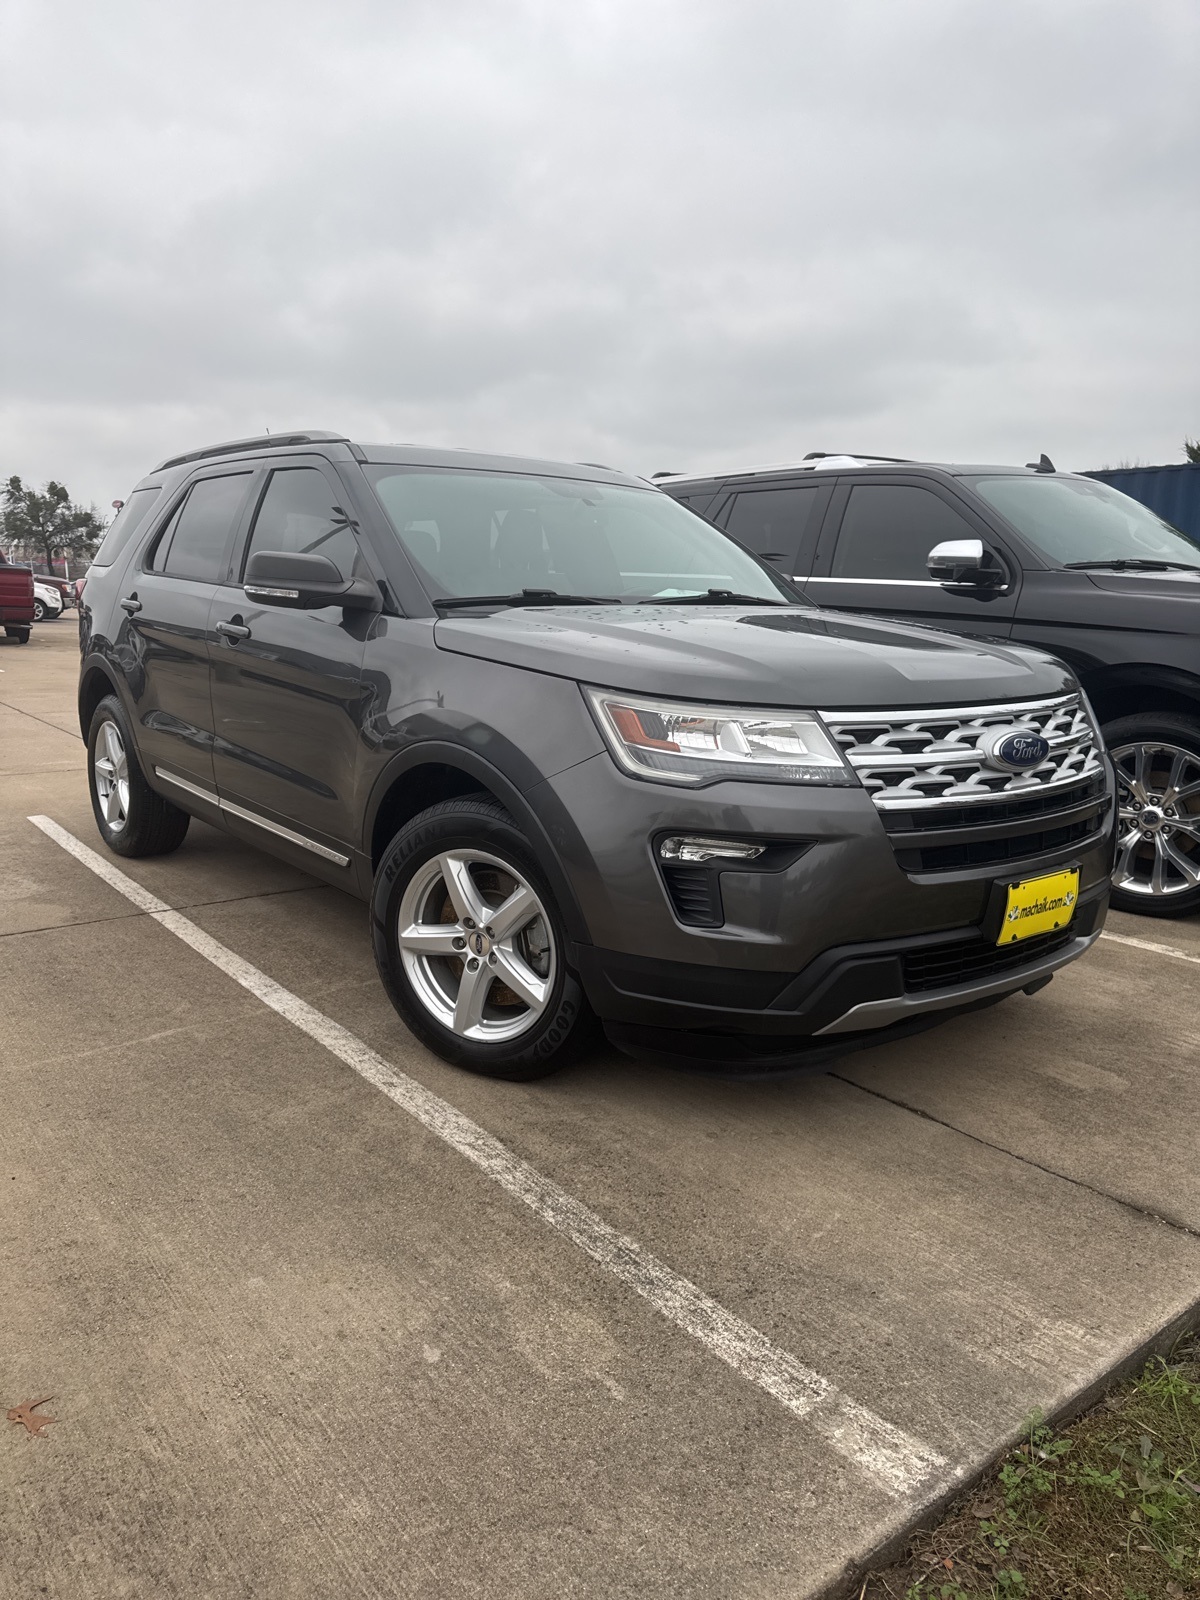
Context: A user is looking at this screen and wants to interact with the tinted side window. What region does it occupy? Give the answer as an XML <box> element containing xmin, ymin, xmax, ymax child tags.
<box><xmin>90</xmin><ymin>486</ymin><xmax>161</xmax><ymax>567</ymax></box>
<box><xmin>832</xmin><ymin>485</ymin><xmax>978</xmax><ymax>580</ymax></box>
<box><xmin>723</xmin><ymin>485</ymin><xmax>823</xmax><ymax>569</ymax></box>
<box><xmin>244</xmin><ymin>468</ymin><xmax>364</xmax><ymax>578</ymax></box>
<box><xmin>156</xmin><ymin>473</ymin><xmax>251</xmax><ymax>582</ymax></box>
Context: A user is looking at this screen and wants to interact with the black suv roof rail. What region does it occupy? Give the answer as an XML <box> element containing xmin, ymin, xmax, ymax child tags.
<box><xmin>802</xmin><ymin>451</ymin><xmax>912</xmax><ymax>463</ymax></box>
<box><xmin>154</xmin><ymin>430</ymin><xmax>349</xmax><ymax>472</ymax></box>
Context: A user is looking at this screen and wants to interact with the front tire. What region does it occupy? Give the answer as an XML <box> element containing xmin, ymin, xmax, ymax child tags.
<box><xmin>87</xmin><ymin>694</ymin><xmax>191</xmax><ymax>858</ymax></box>
<box><xmin>1105</xmin><ymin>712</ymin><xmax>1200</xmax><ymax>917</ymax></box>
<box><xmin>33</xmin><ymin>599</ymin><xmax>46</xmax><ymax>621</ymax></box>
<box><xmin>372</xmin><ymin>797</ymin><xmax>594</xmax><ymax>1079</ymax></box>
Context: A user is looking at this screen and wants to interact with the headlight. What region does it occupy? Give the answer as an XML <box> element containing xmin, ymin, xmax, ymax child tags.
<box><xmin>584</xmin><ymin>687</ymin><xmax>855</xmax><ymax>786</ymax></box>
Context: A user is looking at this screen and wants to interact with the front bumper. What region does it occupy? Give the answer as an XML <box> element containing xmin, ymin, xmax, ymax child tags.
<box><xmin>531</xmin><ymin>750</ymin><xmax>1113</xmax><ymax>1072</ymax></box>
<box><xmin>578</xmin><ymin>879</ymin><xmax>1106</xmax><ymax>1070</ymax></box>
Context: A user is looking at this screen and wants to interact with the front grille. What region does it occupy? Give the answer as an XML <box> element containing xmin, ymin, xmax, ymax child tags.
<box><xmin>822</xmin><ymin>694</ymin><xmax>1104</xmax><ymax>812</ymax></box>
<box><xmin>902</xmin><ymin>928</ymin><xmax>1075</xmax><ymax>993</ymax></box>
<box><xmin>893</xmin><ymin>812</ymin><xmax>1106</xmax><ymax>873</ymax></box>
<box><xmin>883</xmin><ymin>773</ymin><xmax>1107</xmax><ymax>834</ymax></box>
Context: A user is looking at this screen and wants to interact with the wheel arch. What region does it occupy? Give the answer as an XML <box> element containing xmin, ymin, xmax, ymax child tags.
<box><xmin>363</xmin><ymin>745</ymin><xmax>591</xmax><ymax>946</ymax></box>
<box><xmin>1081</xmin><ymin>664</ymin><xmax>1200</xmax><ymax>729</ymax></box>
<box><xmin>78</xmin><ymin>656</ymin><xmax>124</xmax><ymax>741</ymax></box>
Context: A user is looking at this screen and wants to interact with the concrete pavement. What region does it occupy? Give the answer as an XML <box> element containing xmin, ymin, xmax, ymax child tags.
<box><xmin>3</xmin><ymin>621</ymin><xmax>1199</xmax><ymax>1599</ymax></box>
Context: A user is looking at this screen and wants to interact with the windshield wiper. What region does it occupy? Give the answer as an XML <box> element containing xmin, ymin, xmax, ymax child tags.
<box><xmin>630</xmin><ymin>588</ymin><xmax>788</xmax><ymax>606</ymax></box>
<box><xmin>433</xmin><ymin>589</ymin><xmax>619</xmax><ymax>610</ymax></box>
<box><xmin>1063</xmin><ymin>559</ymin><xmax>1200</xmax><ymax>572</ymax></box>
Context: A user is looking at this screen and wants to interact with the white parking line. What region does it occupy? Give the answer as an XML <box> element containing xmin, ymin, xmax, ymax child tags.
<box><xmin>28</xmin><ymin>813</ymin><xmax>948</xmax><ymax>1500</ymax></box>
<box><xmin>1100</xmin><ymin>930</ymin><xmax>1200</xmax><ymax>966</ymax></box>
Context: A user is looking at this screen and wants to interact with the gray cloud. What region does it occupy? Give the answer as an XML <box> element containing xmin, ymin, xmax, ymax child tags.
<box><xmin>2</xmin><ymin>0</ymin><xmax>1198</xmax><ymax>508</ymax></box>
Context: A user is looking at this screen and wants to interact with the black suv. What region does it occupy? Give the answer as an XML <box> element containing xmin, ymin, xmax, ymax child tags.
<box><xmin>661</xmin><ymin>455</ymin><xmax>1200</xmax><ymax>918</ymax></box>
<box><xmin>78</xmin><ymin>432</ymin><xmax>1113</xmax><ymax>1079</ymax></box>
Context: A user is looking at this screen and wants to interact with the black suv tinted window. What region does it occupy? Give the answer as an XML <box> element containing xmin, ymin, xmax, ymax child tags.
<box><xmin>91</xmin><ymin>486</ymin><xmax>161</xmax><ymax>568</ymax></box>
<box><xmin>154</xmin><ymin>473</ymin><xmax>251</xmax><ymax>582</ymax></box>
<box><xmin>723</xmin><ymin>485</ymin><xmax>824</xmax><ymax>569</ymax></box>
<box><xmin>244</xmin><ymin>468</ymin><xmax>363</xmax><ymax>578</ymax></box>
<box><xmin>832</xmin><ymin>484</ymin><xmax>978</xmax><ymax>580</ymax></box>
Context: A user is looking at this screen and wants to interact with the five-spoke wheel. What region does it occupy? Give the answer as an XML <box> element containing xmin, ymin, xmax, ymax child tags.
<box><xmin>87</xmin><ymin>694</ymin><xmax>191</xmax><ymax>857</ymax></box>
<box><xmin>93</xmin><ymin>719</ymin><xmax>131</xmax><ymax>833</ymax></box>
<box><xmin>373</xmin><ymin>797</ymin><xmax>594</xmax><ymax>1078</ymax></box>
<box><xmin>397</xmin><ymin>849</ymin><xmax>555</xmax><ymax>1042</ymax></box>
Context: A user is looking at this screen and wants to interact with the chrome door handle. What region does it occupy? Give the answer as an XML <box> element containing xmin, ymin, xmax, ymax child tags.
<box><xmin>120</xmin><ymin>596</ymin><xmax>142</xmax><ymax>614</ymax></box>
<box><xmin>216</xmin><ymin>619</ymin><xmax>251</xmax><ymax>640</ymax></box>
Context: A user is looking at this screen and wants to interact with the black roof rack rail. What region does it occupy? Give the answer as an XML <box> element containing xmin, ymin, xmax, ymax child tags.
<box><xmin>154</xmin><ymin>430</ymin><xmax>349</xmax><ymax>472</ymax></box>
<box><xmin>802</xmin><ymin>451</ymin><xmax>913</xmax><ymax>463</ymax></box>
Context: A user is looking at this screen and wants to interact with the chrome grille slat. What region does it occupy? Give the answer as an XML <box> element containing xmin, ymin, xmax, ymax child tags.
<box><xmin>821</xmin><ymin>694</ymin><xmax>1104</xmax><ymax>813</ymax></box>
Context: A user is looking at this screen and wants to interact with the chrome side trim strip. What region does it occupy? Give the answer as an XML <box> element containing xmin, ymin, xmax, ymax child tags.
<box><xmin>802</xmin><ymin>576</ymin><xmax>941</xmax><ymax>588</ymax></box>
<box><xmin>154</xmin><ymin>767</ymin><xmax>351</xmax><ymax>867</ymax></box>
<box><xmin>154</xmin><ymin>768</ymin><xmax>220</xmax><ymax>805</ymax></box>
<box><xmin>814</xmin><ymin>930</ymin><xmax>1100</xmax><ymax>1035</ymax></box>
<box><xmin>218</xmin><ymin>798</ymin><xmax>352</xmax><ymax>866</ymax></box>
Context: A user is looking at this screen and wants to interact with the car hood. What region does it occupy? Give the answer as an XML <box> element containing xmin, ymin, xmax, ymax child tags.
<box><xmin>434</xmin><ymin>604</ymin><xmax>1075</xmax><ymax>708</ymax></box>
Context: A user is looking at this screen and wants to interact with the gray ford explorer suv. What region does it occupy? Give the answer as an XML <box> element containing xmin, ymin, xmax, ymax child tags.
<box><xmin>77</xmin><ymin>432</ymin><xmax>1114</xmax><ymax>1080</ymax></box>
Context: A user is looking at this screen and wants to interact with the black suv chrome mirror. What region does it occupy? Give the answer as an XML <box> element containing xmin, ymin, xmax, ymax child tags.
<box><xmin>927</xmin><ymin>539</ymin><xmax>1006</xmax><ymax>592</ymax></box>
<box><xmin>244</xmin><ymin>549</ymin><xmax>381</xmax><ymax>611</ymax></box>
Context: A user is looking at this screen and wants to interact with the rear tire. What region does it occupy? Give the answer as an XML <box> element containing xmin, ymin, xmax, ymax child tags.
<box><xmin>87</xmin><ymin>694</ymin><xmax>191</xmax><ymax>858</ymax></box>
<box><xmin>372</xmin><ymin>797</ymin><xmax>595</xmax><ymax>1079</ymax></box>
<box><xmin>1105</xmin><ymin>711</ymin><xmax>1200</xmax><ymax>918</ymax></box>
<box><xmin>4</xmin><ymin>626</ymin><xmax>30</xmax><ymax>643</ymax></box>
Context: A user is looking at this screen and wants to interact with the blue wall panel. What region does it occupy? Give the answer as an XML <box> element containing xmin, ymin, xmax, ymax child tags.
<box><xmin>1084</xmin><ymin>464</ymin><xmax>1200</xmax><ymax>540</ymax></box>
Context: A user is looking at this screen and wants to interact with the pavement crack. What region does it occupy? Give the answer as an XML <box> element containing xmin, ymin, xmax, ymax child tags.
<box><xmin>831</xmin><ymin>1072</ymin><xmax>1200</xmax><ymax>1245</ymax></box>
<box><xmin>0</xmin><ymin>699</ymin><xmax>80</xmax><ymax>740</ymax></box>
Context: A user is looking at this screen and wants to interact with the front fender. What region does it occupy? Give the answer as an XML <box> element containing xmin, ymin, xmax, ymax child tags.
<box><xmin>361</xmin><ymin>741</ymin><xmax>594</xmax><ymax>947</ymax></box>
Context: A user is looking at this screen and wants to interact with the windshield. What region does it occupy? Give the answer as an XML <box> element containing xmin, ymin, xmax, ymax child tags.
<box><xmin>363</xmin><ymin>467</ymin><xmax>793</xmax><ymax>604</ymax></box>
<box><xmin>968</xmin><ymin>475</ymin><xmax>1200</xmax><ymax>567</ymax></box>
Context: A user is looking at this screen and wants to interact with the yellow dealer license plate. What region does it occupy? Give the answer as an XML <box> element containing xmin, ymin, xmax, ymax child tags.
<box><xmin>999</xmin><ymin>868</ymin><xmax>1080</xmax><ymax>944</ymax></box>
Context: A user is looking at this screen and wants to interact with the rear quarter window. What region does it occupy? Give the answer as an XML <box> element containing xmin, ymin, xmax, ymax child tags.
<box><xmin>89</xmin><ymin>486</ymin><xmax>163</xmax><ymax>568</ymax></box>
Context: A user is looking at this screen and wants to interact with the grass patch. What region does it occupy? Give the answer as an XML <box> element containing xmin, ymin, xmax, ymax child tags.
<box><xmin>862</xmin><ymin>1334</ymin><xmax>1200</xmax><ymax>1600</ymax></box>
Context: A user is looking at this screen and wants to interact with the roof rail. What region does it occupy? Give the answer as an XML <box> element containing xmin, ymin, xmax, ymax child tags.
<box><xmin>802</xmin><ymin>451</ymin><xmax>912</xmax><ymax>463</ymax></box>
<box><xmin>154</xmin><ymin>430</ymin><xmax>349</xmax><ymax>472</ymax></box>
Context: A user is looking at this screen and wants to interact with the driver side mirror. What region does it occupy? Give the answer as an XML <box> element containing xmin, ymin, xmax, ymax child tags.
<box><xmin>927</xmin><ymin>539</ymin><xmax>1007</xmax><ymax>593</ymax></box>
<box><xmin>244</xmin><ymin>550</ymin><xmax>381</xmax><ymax>612</ymax></box>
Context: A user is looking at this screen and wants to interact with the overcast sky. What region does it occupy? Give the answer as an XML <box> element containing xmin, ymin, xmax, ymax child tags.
<box><xmin>3</xmin><ymin>0</ymin><xmax>1198</xmax><ymax>510</ymax></box>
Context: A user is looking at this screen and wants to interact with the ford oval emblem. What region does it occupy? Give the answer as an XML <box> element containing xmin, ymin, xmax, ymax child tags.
<box><xmin>982</xmin><ymin>728</ymin><xmax>1050</xmax><ymax>771</ymax></box>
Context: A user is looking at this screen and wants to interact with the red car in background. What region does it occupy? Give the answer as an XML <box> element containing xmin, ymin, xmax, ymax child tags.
<box><xmin>0</xmin><ymin>552</ymin><xmax>35</xmax><ymax>644</ymax></box>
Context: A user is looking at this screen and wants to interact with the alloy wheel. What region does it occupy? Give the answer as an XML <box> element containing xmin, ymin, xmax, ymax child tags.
<box><xmin>1111</xmin><ymin>739</ymin><xmax>1200</xmax><ymax>899</ymax></box>
<box><xmin>93</xmin><ymin>720</ymin><xmax>131</xmax><ymax>832</ymax></box>
<box><xmin>396</xmin><ymin>849</ymin><xmax>555</xmax><ymax>1041</ymax></box>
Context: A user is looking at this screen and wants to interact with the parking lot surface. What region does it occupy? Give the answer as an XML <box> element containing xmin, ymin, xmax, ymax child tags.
<box><xmin>4</xmin><ymin>622</ymin><xmax>1199</xmax><ymax>1599</ymax></box>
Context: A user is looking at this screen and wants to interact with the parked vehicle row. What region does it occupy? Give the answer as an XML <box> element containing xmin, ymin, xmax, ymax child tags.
<box><xmin>78</xmin><ymin>431</ymin><xmax>1115</xmax><ymax>1080</ymax></box>
<box><xmin>660</xmin><ymin>454</ymin><xmax>1200</xmax><ymax>917</ymax></box>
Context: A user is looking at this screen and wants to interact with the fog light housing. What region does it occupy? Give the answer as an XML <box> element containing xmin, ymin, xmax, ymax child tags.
<box><xmin>659</xmin><ymin>835</ymin><xmax>765</xmax><ymax>864</ymax></box>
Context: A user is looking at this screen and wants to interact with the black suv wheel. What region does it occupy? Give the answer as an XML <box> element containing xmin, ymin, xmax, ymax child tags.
<box><xmin>372</xmin><ymin>797</ymin><xmax>594</xmax><ymax>1079</ymax></box>
<box><xmin>1105</xmin><ymin>712</ymin><xmax>1200</xmax><ymax>917</ymax></box>
<box><xmin>87</xmin><ymin>694</ymin><xmax>191</xmax><ymax>857</ymax></box>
